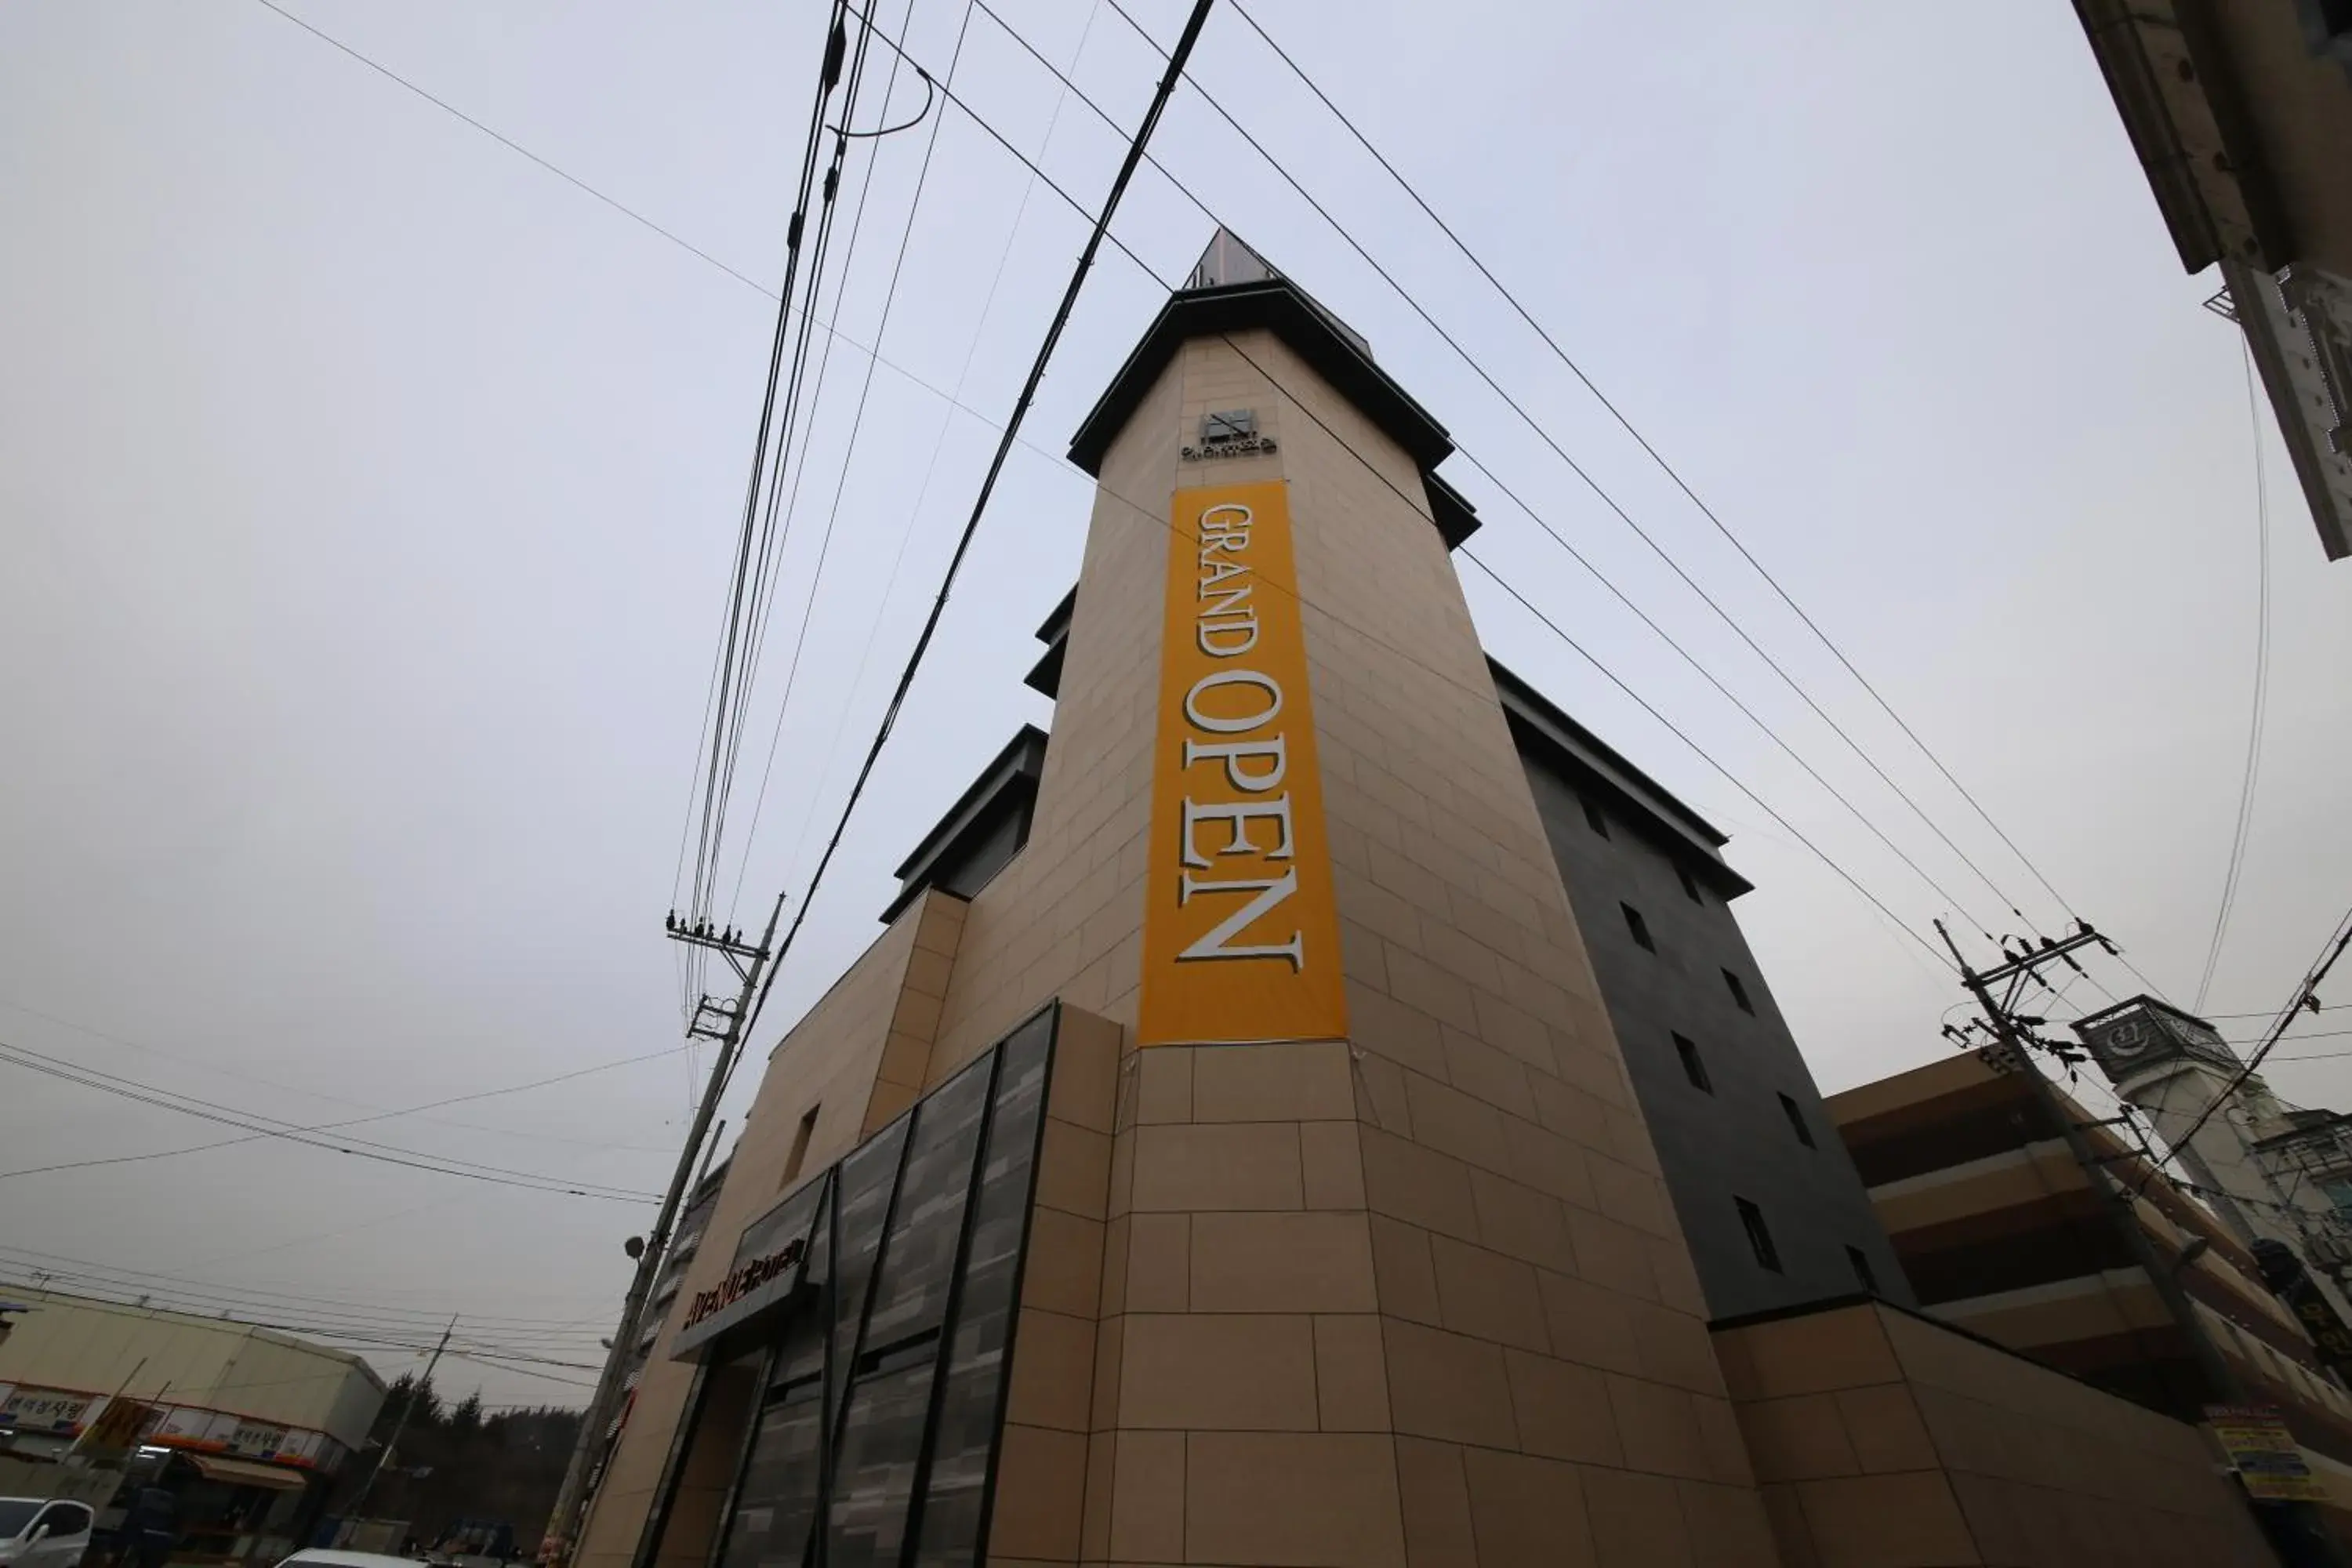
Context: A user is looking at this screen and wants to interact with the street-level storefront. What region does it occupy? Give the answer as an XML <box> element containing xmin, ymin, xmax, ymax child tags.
<box><xmin>0</xmin><ymin>1291</ymin><xmax>382</xmax><ymax>1564</ymax></box>
<box><xmin>136</xmin><ymin>1446</ymin><xmax>313</xmax><ymax>1563</ymax></box>
<box><xmin>634</xmin><ymin>1007</ymin><xmax>1058</xmax><ymax>1568</ymax></box>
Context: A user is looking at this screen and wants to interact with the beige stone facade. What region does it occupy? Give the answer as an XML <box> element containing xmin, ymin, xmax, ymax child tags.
<box><xmin>1716</xmin><ymin>1300</ymin><xmax>2274</xmax><ymax>1567</ymax></box>
<box><xmin>572</xmin><ymin>269</ymin><xmax>2296</xmax><ymax>1568</ymax></box>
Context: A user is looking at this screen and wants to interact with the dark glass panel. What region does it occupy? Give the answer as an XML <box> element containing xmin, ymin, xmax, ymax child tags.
<box><xmin>830</xmin><ymin>1118</ymin><xmax>909</xmax><ymax>1421</ymax></box>
<box><xmin>911</xmin><ymin>1014</ymin><xmax>1053</xmax><ymax>1566</ymax></box>
<box><xmin>733</xmin><ymin>1167</ymin><xmax>826</xmax><ymax>1269</ymax></box>
<box><xmin>862</xmin><ymin>1055</ymin><xmax>991</xmax><ymax>1354</ymax></box>
<box><xmin>772</xmin><ymin>1200</ymin><xmax>832</xmax><ymax>1394</ymax></box>
<box><xmin>823</xmin><ymin>1361</ymin><xmax>936</xmax><ymax>1568</ymax></box>
<box><xmin>715</xmin><ymin>1371</ymin><xmax>822</xmax><ymax>1568</ymax></box>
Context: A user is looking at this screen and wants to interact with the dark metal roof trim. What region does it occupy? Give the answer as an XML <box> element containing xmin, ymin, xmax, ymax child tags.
<box><xmin>1033</xmin><ymin>585</ymin><xmax>1076</xmax><ymax>645</ymax></box>
<box><xmin>2069</xmin><ymin>993</ymin><xmax>2222</xmax><ymax>1036</ymax></box>
<box><xmin>1066</xmin><ymin>278</ymin><xmax>1454</xmax><ymax>476</ymax></box>
<box><xmin>1490</xmin><ymin>658</ymin><xmax>1752</xmax><ymax>898</ymax></box>
<box><xmin>1425</xmin><ymin>470</ymin><xmax>1481</xmax><ymax>549</ymax></box>
<box><xmin>1023</xmin><ymin>639</ymin><xmax>1067</xmax><ymax>701</ymax></box>
<box><xmin>1024</xmin><ymin>586</ymin><xmax>1077</xmax><ymax>699</ymax></box>
<box><xmin>884</xmin><ymin>726</ymin><xmax>1049</xmax><ymax>919</ymax></box>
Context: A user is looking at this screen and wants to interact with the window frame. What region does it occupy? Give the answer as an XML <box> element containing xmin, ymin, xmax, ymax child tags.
<box><xmin>1846</xmin><ymin>1245</ymin><xmax>1879</xmax><ymax>1294</ymax></box>
<box><xmin>35</xmin><ymin>1504</ymin><xmax>91</xmax><ymax>1540</ymax></box>
<box><xmin>1621</xmin><ymin>902</ymin><xmax>1656</xmax><ymax>953</ymax></box>
<box><xmin>1722</xmin><ymin>967</ymin><xmax>1755</xmax><ymax>1014</ymax></box>
<box><xmin>1671</xmin><ymin>1032</ymin><xmax>1711</xmax><ymax>1094</ymax></box>
<box><xmin>1735</xmin><ymin>1196</ymin><xmax>1783</xmax><ymax>1273</ymax></box>
<box><xmin>1777</xmin><ymin>1092</ymin><xmax>1817</xmax><ymax>1149</ymax></box>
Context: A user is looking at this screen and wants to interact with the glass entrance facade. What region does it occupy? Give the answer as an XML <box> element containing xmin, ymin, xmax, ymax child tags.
<box><xmin>691</xmin><ymin>1007</ymin><xmax>1055</xmax><ymax>1568</ymax></box>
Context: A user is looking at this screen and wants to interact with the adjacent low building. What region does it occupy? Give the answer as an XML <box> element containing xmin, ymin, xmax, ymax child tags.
<box><xmin>1830</xmin><ymin>1048</ymin><xmax>2352</xmax><ymax>1540</ymax></box>
<box><xmin>0</xmin><ymin>1285</ymin><xmax>386</xmax><ymax>1563</ymax></box>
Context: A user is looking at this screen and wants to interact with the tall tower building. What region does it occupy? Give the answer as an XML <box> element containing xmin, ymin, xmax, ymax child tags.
<box><xmin>2075</xmin><ymin>996</ymin><xmax>2352</xmax><ymax>1305</ymax></box>
<box><xmin>564</xmin><ymin>233</ymin><xmax>1944</xmax><ymax>1568</ymax></box>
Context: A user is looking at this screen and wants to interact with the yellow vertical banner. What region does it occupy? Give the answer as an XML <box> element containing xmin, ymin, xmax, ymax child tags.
<box><xmin>1138</xmin><ymin>481</ymin><xmax>1348</xmax><ymax>1047</ymax></box>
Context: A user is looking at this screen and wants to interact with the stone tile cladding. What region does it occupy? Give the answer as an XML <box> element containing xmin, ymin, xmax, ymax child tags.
<box><xmin>947</xmin><ymin>332</ymin><xmax>1778</xmax><ymax>1566</ymax></box>
<box><xmin>574</xmin><ymin>892</ymin><xmax>968</xmax><ymax>1568</ymax></box>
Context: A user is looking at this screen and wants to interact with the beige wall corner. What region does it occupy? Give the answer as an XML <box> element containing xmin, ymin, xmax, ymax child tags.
<box><xmin>984</xmin><ymin>1004</ymin><xmax>1123</xmax><ymax>1565</ymax></box>
<box><xmin>1715</xmin><ymin>1301</ymin><xmax>2276</xmax><ymax>1568</ymax></box>
<box><xmin>572</xmin><ymin>886</ymin><xmax>970</xmax><ymax>1568</ymax></box>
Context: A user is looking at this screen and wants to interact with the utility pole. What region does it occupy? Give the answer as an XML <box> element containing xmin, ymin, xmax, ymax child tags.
<box><xmin>1938</xmin><ymin>921</ymin><xmax>2350</xmax><ymax>1568</ymax></box>
<box><xmin>543</xmin><ymin>895</ymin><xmax>785</xmax><ymax>1563</ymax></box>
<box><xmin>350</xmin><ymin>1316</ymin><xmax>454</xmax><ymax>1517</ymax></box>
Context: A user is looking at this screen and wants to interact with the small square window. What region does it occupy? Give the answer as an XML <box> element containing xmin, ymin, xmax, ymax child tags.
<box><xmin>1582</xmin><ymin>797</ymin><xmax>1609</xmax><ymax>837</ymax></box>
<box><xmin>1677</xmin><ymin>863</ymin><xmax>1702</xmax><ymax>903</ymax></box>
<box><xmin>1777</xmin><ymin>1093</ymin><xmax>1816</xmax><ymax>1149</ymax></box>
<box><xmin>1673</xmin><ymin>1033</ymin><xmax>1711</xmax><ymax>1093</ymax></box>
<box><xmin>782</xmin><ymin>1103</ymin><xmax>820</xmax><ymax>1188</ymax></box>
<box><xmin>1846</xmin><ymin>1245</ymin><xmax>1879</xmax><ymax>1294</ymax></box>
<box><xmin>1622</xmin><ymin>903</ymin><xmax>1654</xmax><ymax>952</ymax></box>
<box><xmin>1736</xmin><ymin>1197</ymin><xmax>1782</xmax><ymax>1273</ymax></box>
<box><xmin>1723</xmin><ymin>968</ymin><xmax>1755</xmax><ymax>1014</ymax></box>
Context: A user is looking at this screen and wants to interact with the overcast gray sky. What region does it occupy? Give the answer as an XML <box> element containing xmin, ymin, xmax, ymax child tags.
<box><xmin>4</xmin><ymin>0</ymin><xmax>2348</xmax><ymax>1407</ymax></box>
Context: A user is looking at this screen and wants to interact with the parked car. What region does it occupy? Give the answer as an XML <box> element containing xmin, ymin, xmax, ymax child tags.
<box><xmin>274</xmin><ymin>1552</ymin><xmax>420</xmax><ymax>1568</ymax></box>
<box><xmin>0</xmin><ymin>1499</ymin><xmax>95</xmax><ymax>1568</ymax></box>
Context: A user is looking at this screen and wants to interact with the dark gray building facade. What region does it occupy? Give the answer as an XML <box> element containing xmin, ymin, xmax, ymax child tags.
<box><xmin>1497</xmin><ymin>661</ymin><xmax>1913</xmax><ymax>1320</ymax></box>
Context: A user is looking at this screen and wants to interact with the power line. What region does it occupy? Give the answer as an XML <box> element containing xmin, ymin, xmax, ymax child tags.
<box><xmin>0</xmin><ymin>1038</ymin><xmax>659</xmax><ymax>1202</ymax></box>
<box><xmin>1062</xmin><ymin>0</ymin><xmax>2010</xmax><ymax>939</ymax></box>
<box><xmin>252</xmin><ymin>0</ymin><xmax>2089</xmax><ymax>987</ymax></box>
<box><xmin>2192</xmin><ymin>339</ymin><xmax>2275</xmax><ymax>1011</ymax></box>
<box><xmin>683</xmin><ymin>0</ymin><xmax>864</xmax><ymax>944</ymax></box>
<box><xmin>1207</xmin><ymin>329</ymin><xmax>1955</xmax><ymax>967</ymax></box>
<box><xmin>0</xmin><ymin>1280</ymin><xmax>601</xmax><ymax>1362</ymax></box>
<box><xmin>247</xmin><ymin>0</ymin><xmax>771</xmax><ymax>298</ymax></box>
<box><xmin>777</xmin><ymin>6</ymin><xmax>1102</xmax><ymax>895</ymax></box>
<box><xmin>807</xmin><ymin>9</ymin><xmax>1962</xmax><ymax>977</ymax></box>
<box><xmin>0</xmin><ymin>1032</ymin><xmax>688</xmax><ymax>1183</ymax></box>
<box><xmin>234</xmin><ymin>0</ymin><xmax>1161</xmax><ymax>581</ymax></box>
<box><xmin>726</xmin><ymin>0</ymin><xmax>982</xmax><ymax>920</ymax></box>
<box><xmin>0</xmin><ymin>1000</ymin><xmax>690</xmax><ymax>1160</ymax></box>
<box><xmin>0</xmin><ymin>1278</ymin><xmax>609</xmax><ymax>1374</ymax></box>
<box><xmin>2210</xmin><ymin>1004</ymin><xmax>2344</xmax><ymax>1021</ymax></box>
<box><xmin>701</xmin><ymin>9</ymin><xmax>889</xmax><ymax>940</ymax></box>
<box><xmin>734</xmin><ymin>0</ymin><xmax>1221</xmax><ymax>1051</ymax></box>
<box><xmin>2140</xmin><ymin>902</ymin><xmax>2352</xmax><ymax>1194</ymax></box>
<box><xmin>0</xmin><ymin>1243</ymin><xmax>613</xmax><ymax>1335</ymax></box>
<box><xmin>974</xmin><ymin>0</ymin><xmax>2005</xmax><ymax>939</ymax></box>
<box><xmin>261</xmin><ymin>0</ymin><xmax>1978</xmax><ymax>1016</ymax></box>
<box><xmin>829</xmin><ymin>9</ymin><xmax>1960</xmax><ymax>965</ymax></box>
<box><xmin>0</xmin><ymin>1271</ymin><xmax>606</xmax><ymax>1389</ymax></box>
<box><xmin>1221</xmin><ymin>0</ymin><xmax>2085</xmax><ymax>934</ymax></box>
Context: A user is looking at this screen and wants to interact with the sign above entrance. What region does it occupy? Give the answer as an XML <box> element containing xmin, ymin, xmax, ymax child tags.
<box><xmin>671</xmin><ymin>1171</ymin><xmax>828</xmax><ymax>1359</ymax></box>
<box><xmin>1138</xmin><ymin>481</ymin><xmax>1347</xmax><ymax>1047</ymax></box>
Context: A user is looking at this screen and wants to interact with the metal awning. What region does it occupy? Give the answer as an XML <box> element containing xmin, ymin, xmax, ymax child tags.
<box><xmin>186</xmin><ymin>1454</ymin><xmax>307</xmax><ymax>1491</ymax></box>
